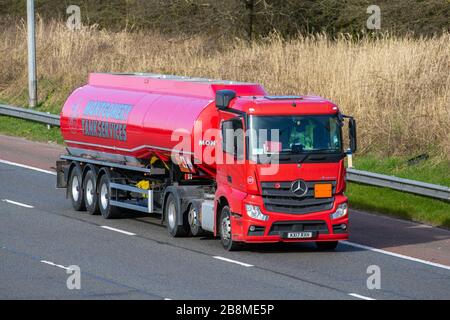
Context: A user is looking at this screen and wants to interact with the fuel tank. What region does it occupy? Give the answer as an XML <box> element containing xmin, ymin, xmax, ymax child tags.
<box><xmin>60</xmin><ymin>73</ymin><xmax>266</xmax><ymax>176</ymax></box>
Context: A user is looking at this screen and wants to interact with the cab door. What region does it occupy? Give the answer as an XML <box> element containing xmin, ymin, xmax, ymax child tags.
<box><xmin>216</xmin><ymin>112</ymin><xmax>246</xmax><ymax>193</ymax></box>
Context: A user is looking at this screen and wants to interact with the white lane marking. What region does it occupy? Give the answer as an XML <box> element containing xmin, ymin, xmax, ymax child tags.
<box><xmin>348</xmin><ymin>293</ymin><xmax>376</xmax><ymax>300</ymax></box>
<box><xmin>100</xmin><ymin>226</ymin><xmax>136</xmax><ymax>236</ymax></box>
<box><xmin>343</xmin><ymin>241</ymin><xmax>450</xmax><ymax>271</ymax></box>
<box><xmin>213</xmin><ymin>256</ymin><xmax>254</xmax><ymax>267</ymax></box>
<box><xmin>0</xmin><ymin>159</ymin><xmax>56</xmax><ymax>175</ymax></box>
<box><xmin>41</xmin><ymin>260</ymin><xmax>71</xmax><ymax>270</ymax></box>
<box><xmin>1</xmin><ymin>199</ymin><xmax>34</xmax><ymax>208</ymax></box>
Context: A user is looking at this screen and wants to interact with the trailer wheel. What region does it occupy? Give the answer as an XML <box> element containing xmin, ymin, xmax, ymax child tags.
<box><xmin>68</xmin><ymin>165</ymin><xmax>86</xmax><ymax>211</ymax></box>
<box><xmin>315</xmin><ymin>241</ymin><xmax>339</xmax><ymax>251</ymax></box>
<box><xmin>164</xmin><ymin>193</ymin><xmax>189</xmax><ymax>237</ymax></box>
<box><xmin>98</xmin><ymin>173</ymin><xmax>121</xmax><ymax>219</ymax></box>
<box><xmin>83</xmin><ymin>169</ymin><xmax>99</xmax><ymax>215</ymax></box>
<box><xmin>219</xmin><ymin>206</ymin><xmax>241</xmax><ymax>251</ymax></box>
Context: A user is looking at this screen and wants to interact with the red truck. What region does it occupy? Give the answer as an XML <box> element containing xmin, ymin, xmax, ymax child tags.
<box><xmin>56</xmin><ymin>73</ymin><xmax>357</xmax><ymax>251</ymax></box>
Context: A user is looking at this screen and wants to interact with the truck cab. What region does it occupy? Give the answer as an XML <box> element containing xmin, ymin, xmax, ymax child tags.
<box><xmin>211</xmin><ymin>91</ymin><xmax>357</xmax><ymax>250</ymax></box>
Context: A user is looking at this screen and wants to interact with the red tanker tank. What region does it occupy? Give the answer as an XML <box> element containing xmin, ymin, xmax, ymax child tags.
<box><xmin>60</xmin><ymin>73</ymin><xmax>267</xmax><ymax>176</ymax></box>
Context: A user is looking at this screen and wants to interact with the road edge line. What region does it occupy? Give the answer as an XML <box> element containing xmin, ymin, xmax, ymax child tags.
<box><xmin>343</xmin><ymin>241</ymin><xmax>450</xmax><ymax>271</ymax></box>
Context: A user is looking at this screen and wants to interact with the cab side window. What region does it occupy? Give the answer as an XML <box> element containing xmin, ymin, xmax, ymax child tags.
<box><xmin>221</xmin><ymin>118</ymin><xmax>244</xmax><ymax>160</ymax></box>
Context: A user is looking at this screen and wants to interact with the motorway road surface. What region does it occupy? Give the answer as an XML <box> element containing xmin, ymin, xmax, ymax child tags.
<box><xmin>0</xmin><ymin>134</ymin><xmax>449</xmax><ymax>299</ymax></box>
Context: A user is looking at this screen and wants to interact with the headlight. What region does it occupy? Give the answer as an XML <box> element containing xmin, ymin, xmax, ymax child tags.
<box><xmin>245</xmin><ymin>204</ymin><xmax>269</xmax><ymax>221</ymax></box>
<box><xmin>330</xmin><ymin>203</ymin><xmax>348</xmax><ymax>220</ymax></box>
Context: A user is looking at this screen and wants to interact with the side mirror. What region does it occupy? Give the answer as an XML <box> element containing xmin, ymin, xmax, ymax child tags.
<box><xmin>348</xmin><ymin>118</ymin><xmax>357</xmax><ymax>153</ymax></box>
<box><xmin>216</xmin><ymin>90</ymin><xmax>236</xmax><ymax>110</ymax></box>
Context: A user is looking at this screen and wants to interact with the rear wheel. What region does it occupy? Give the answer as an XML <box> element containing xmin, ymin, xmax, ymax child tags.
<box><xmin>165</xmin><ymin>193</ymin><xmax>189</xmax><ymax>237</ymax></box>
<box><xmin>98</xmin><ymin>173</ymin><xmax>121</xmax><ymax>219</ymax></box>
<box><xmin>219</xmin><ymin>206</ymin><xmax>241</xmax><ymax>251</ymax></box>
<box><xmin>68</xmin><ymin>165</ymin><xmax>85</xmax><ymax>211</ymax></box>
<box><xmin>315</xmin><ymin>241</ymin><xmax>339</xmax><ymax>251</ymax></box>
<box><xmin>83</xmin><ymin>169</ymin><xmax>99</xmax><ymax>215</ymax></box>
<box><xmin>188</xmin><ymin>203</ymin><xmax>204</xmax><ymax>236</ymax></box>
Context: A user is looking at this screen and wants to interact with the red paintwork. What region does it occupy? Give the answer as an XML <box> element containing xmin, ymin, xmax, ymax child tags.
<box><xmin>61</xmin><ymin>73</ymin><xmax>266</xmax><ymax>171</ymax></box>
<box><xmin>61</xmin><ymin>73</ymin><xmax>349</xmax><ymax>244</ymax></box>
<box><xmin>232</xmin><ymin>194</ymin><xmax>349</xmax><ymax>243</ymax></box>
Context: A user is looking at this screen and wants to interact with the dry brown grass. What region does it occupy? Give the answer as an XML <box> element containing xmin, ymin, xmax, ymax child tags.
<box><xmin>1</xmin><ymin>19</ymin><xmax>449</xmax><ymax>158</ymax></box>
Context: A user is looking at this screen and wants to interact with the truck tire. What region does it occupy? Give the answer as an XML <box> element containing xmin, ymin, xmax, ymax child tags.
<box><xmin>219</xmin><ymin>206</ymin><xmax>241</xmax><ymax>251</ymax></box>
<box><xmin>164</xmin><ymin>193</ymin><xmax>189</xmax><ymax>237</ymax></box>
<box><xmin>188</xmin><ymin>202</ymin><xmax>204</xmax><ymax>236</ymax></box>
<box><xmin>98</xmin><ymin>173</ymin><xmax>121</xmax><ymax>219</ymax></box>
<box><xmin>68</xmin><ymin>165</ymin><xmax>86</xmax><ymax>211</ymax></box>
<box><xmin>83</xmin><ymin>169</ymin><xmax>100</xmax><ymax>215</ymax></box>
<box><xmin>316</xmin><ymin>241</ymin><xmax>339</xmax><ymax>251</ymax></box>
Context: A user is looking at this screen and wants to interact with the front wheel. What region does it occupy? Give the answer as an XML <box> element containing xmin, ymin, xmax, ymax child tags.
<box><xmin>219</xmin><ymin>206</ymin><xmax>241</xmax><ymax>251</ymax></box>
<box><xmin>315</xmin><ymin>241</ymin><xmax>339</xmax><ymax>251</ymax></box>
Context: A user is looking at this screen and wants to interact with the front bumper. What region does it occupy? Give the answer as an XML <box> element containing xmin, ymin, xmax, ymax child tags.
<box><xmin>232</xmin><ymin>194</ymin><xmax>349</xmax><ymax>243</ymax></box>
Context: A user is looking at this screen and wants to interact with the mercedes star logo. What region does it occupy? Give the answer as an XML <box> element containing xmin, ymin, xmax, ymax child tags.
<box><xmin>291</xmin><ymin>180</ymin><xmax>308</xmax><ymax>197</ymax></box>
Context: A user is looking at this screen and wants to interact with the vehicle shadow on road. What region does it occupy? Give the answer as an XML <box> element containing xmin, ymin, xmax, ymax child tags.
<box><xmin>241</xmin><ymin>242</ymin><xmax>361</xmax><ymax>254</ymax></box>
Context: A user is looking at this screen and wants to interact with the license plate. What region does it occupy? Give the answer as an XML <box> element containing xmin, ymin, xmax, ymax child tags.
<box><xmin>286</xmin><ymin>231</ymin><xmax>313</xmax><ymax>239</ymax></box>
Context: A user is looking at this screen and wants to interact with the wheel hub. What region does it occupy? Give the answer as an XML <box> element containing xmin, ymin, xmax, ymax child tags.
<box><xmin>100</xmin><ymin>183</ymin><xmax>108</xmax><ymax>210</ymax></box>
<box><xmin>86</xmin><ymin>179</ymin><xmax>94</xmax><ymax>205</ymax></box>
<box><xmin>221</xmin><ymin>215</ymin><xmax>231</xmax><ymax>241</ymax></box>
<box><xmin>167</xmin><ymin>202</ymin><xmax>176</xmax><ymax>229</ymax></box>
<box><xmin>71</xmin><ymin>176</ymin><xmax>80</xmax><ymax>202</ymax></box>
<box><xmin>188</xmin><ymin>208</ymin><xmax>198</xmax><ymax>228</ymax></box>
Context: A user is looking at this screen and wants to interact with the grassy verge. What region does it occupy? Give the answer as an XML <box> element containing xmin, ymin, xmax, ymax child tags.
<box><xmin>347</xmin><ymin>155</ymin><xmax>450</xmax><ymax>229</ymax></box>
<box><xmin>0</xmin><ymin>116</ymin><xmax>63</xmax><ymax>144</ymax></box>
<box><xmin>350</xmin><ymin>155</ymin><xmax>450</xmax><ymax>186</ymax></box>
<box><xmin>0</xmin><ymin>115</ymin><xmax>449</xmax><ymax>228</ymax></box>
<box><xmin>347</xmin><ymin>183</ymin><xmax>450</xmax><ymax>229</ymax></box>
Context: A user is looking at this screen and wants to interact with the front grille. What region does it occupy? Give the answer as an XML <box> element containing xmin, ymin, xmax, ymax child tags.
<box><xmin>261</xmin><ymin>181</ymin><xmax>335</xmax><ymax>214</ymax></box>
<box><xmin>269</xmin><ymin>220</ymin><xmax>329</xmax><ymax>235</ymax></box>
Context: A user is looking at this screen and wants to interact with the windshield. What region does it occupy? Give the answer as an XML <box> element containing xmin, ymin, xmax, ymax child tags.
<box><xmin>249</xmin><ymin>115</ymin><xmax>342</xmax><ymax>162</ymax></box>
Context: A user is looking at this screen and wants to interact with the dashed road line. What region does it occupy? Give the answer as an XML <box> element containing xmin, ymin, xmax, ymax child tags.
<box><xmin>348</xmin><ymin>293</ymin><xmax>376</xmax><ymax>300</ymax></box>
<box><xmin>40</xmin><ymin>260</ymin><xmax>71</xmax><ymax>271</ymax></box>
<box><xmin>2</xmin><ymin>199</ymin><xmax>34</xmax><ymax>208</ymax></box>
<box><xmin>0</xmin><ymin>159</ymin><xmax>56</xmax><ymax>175</ymax></box>
<box><xmin>101</xmin><ymin>226</ymin><xmax>136</xmax><ymax>236</ymax></box>
<box><xmin>213</xmin><ymin>256</ymin><xmax>254</xmax><ymax>267</ymax></box>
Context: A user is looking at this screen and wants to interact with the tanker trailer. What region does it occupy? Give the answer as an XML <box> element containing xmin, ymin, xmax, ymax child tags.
<box><xmin>56</xmin><ymin>72</ymin><xmax>357</xmax><ymax>251</ymax></box>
